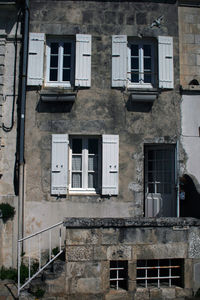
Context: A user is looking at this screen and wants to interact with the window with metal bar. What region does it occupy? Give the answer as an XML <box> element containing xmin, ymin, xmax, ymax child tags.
<box><xmin>137</xmin><ymin>259</ymin><xmax>184</xmax><ymax>288</ymax></box>
<box><xmin>110</xmin><ymin>261</ymin><xmax>128</xmax><ymax>290</ymax></box>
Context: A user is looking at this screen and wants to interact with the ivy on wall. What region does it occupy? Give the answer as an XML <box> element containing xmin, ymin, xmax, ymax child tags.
<box><xmin>0</xmin><ymin>203</ymin><xmax>15</xmax><ymax>223</ymax></box>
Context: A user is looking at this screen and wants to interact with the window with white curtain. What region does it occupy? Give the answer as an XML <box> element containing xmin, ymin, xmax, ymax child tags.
<box><xmin>69</xmin><ymin>137</ymin><xmax>101</xmax><ymax>193</ymax></box>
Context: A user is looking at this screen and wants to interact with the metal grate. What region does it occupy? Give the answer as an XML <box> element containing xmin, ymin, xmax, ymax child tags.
<box><xmin>137</xmin><ymin>259</ymin><xmax>184</xmax><ymax>288</ymax></box>
<box><xmin>110</xmin><ymin>261</ymin><xmax>128</xmax><ymax>290</ymax></box>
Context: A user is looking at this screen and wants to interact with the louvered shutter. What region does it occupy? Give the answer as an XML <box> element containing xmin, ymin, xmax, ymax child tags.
<box><xmin>112</xmin><ymin>35</ymin><xmax>127</xmax><ymax>87</ymax></box>
<box><xmin>27</xmin><ymin>33</ymin><xmax>45</xmax><ymax>86</ymax></box>
<box><xmin>75</xmin><ymin>34</ymin><xmax>91</xmax><ymax>87</ymax></box>
<box><xmin>51</xmin><ymin>134</ymin><xmax>68</xmax><ymax>195</ymax></box>
<box><xmin>158</xmin><ymin>36</ymin><xmax>174</xmax><ymax>89</ymax></box>
<box><xmin>102</xmin><ymin>135</ymin><xmax>119</xmax><ymax>195</ymax></box>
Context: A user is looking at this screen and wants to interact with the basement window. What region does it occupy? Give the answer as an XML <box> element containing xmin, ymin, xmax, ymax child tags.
<box><xmin>137</xmin><ymin>259</ymin><xmax>184</xmax><ymax>288</ymax></box>
<box><xmin>110</xmin><ymin>261</ymin><xmax>128</xmax><ymax>290</ymax></box>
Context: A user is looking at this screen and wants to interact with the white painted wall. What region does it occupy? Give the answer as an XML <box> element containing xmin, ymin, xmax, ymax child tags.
<box><xmin>181</xmin><ymin>94</ymin><xmax>200</xmax><ymax>186</ymax></box>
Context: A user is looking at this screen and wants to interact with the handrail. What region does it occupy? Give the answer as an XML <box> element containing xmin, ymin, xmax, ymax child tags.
<box><xmin>18</xmin><ymin>221</ymin><xmax>64</xmax><ymax>296</ymax></box>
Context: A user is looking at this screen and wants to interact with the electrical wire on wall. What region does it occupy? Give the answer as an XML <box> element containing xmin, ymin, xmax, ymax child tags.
<box><xmin>2</xmin><ymin>8</ymin><xmax>22</xmax><ymax>132</ymax></box>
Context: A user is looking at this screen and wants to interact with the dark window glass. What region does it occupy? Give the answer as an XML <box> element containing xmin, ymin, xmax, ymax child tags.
<box><xmin>88</xmin><ymin>139</ymin><xmax>98</xmax><ymax>154</ymax></box>
<box><xmin>72</xmin><ymin>139</ymin><xmax>82</xmax><ymax>154</ymax></box>
<box><xmin>131</xmin><ymin>44</ymin><xmax>139</xmax><ymax>56</ymax></box>
<box><xmin>63</xmin><ymin>69</ymin><xmax>70</xmax><ymax>81</ymax></box>
<box><xmin>50</xmin><ymin>69</ymin><xmax>58</xmax><ymax>81</ymax></box>
<box><xmin>50</xmin><ymin>56</ymin><xmax>58</xmax><ymax>68</ymax></box>
<box><xmin>50</xmin><ymin>43</ymin><xmax>59</xmax><ymax>54</ymax></box>
<box><xmin>63</xmin><ymin>56</ymin><xmax>71</xmax><ymax>68</ymax></box>
<box><xmin>64</xmin><ymin>43</ymin><xmax>71</xmax><ymax>54</ymax></box>
<box><xmin>144</xmin><ymin>45</ymin><xmax>151</xmax><ymax>56</ymax></box>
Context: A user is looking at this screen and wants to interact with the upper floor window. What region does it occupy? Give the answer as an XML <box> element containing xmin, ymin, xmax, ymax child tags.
<box><xmin>46</xmin><ymin>39</ymin><xmax>75</xmax><ymax>87</ymax></box>
<box><xmin>112</xmin><ymin>35</ymin><xmax>174</xmax><ymax>90</ymax></box>
<box><xmin>27</xmin><ymin>33</ymin><xmax>91</xmax><ymax>88</ymax></box>
<box><xmin>127</xmin><ymin>39</ymin><xmax>155</xmax><ymax>88</ymax></box>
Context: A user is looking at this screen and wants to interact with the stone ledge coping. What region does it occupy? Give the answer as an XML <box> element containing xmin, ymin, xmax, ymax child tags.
<box><xmin>64</xmin><ymin>217</ymin><xmax>200</xmax><ymax>228</ymax></box>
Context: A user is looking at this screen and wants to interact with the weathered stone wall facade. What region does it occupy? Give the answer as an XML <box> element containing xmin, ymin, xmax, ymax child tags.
<box><xmin>62</xmin><ymin>218</ymin><xmax>200</xmax><ymax>299</ymax></box>
<box><xmin>0</xmin><ymin>3</ymin><xmax>21</xmax><ymax>267</ymax></box>
<box><xmin>25</xmin><ymin>0</ymin><xmax>182</xmax><ymax>233</ymax></box>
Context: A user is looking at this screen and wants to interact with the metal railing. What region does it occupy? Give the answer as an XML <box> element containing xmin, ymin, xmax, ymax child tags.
<box><xmin>18</xmin><ymin>221</ymin><xmax>64</xmax><ymax>296</ymax></box>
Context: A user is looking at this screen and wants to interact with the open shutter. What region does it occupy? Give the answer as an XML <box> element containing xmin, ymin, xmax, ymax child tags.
<box><xmin>102</xmin><ymin>135</ymin><xmax>119</xmax><ymax>195</ymax></box>
<box><xmin>158</xmin><ymin>36</ymin><xmax>174</xmax><ymax>89</ymax></box>
<box><xmin>112</xmin><ymin>35</ymin><xmax>127</xmax><ymax>87</ymax></box>
<box><xmin>75</xmin><ymin>34</ymin><xmax>91</xmax><ymax>87</ymax></box>
<box><xmin>27</xmin><ymin>33</ymin><xmax>45</xmax><ymax>86</ymax></box>
<box><xmin>51</xmin><ymin>134</ymin><xmax>68</xmax><ymax>195</ymax></box>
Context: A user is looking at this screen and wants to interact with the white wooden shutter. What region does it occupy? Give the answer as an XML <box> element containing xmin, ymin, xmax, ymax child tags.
<box><xmin>158</xmin><ymin>36</ymin><xmax>174</xmax><ymax>89</ymax></box>
<box><xmin>27</xmin><ymin>33</ymin><xmax>45</xmax><ymax>86</ymax></box>
<box><xmin>75</xmin><ymin>34</ymin><xmax>91</xmax><ymax>87</ymax></box>
<box><xmin>102</xmin><ymin>135</ymin><xmax>119</xmax><ymax>195</ymax></box>
<box><xmin>51</xmin><ymin>134</ymin><xmax>68</xmax><ymax>195</ymax></box>
<box><xmin>112</xmin><ymin>35</ymin><xmax>127</xmax><ymax>87</ymax></box>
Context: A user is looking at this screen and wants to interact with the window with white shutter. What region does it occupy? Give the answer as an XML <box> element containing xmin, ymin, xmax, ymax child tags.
<box><xmin>112</xmin><ymin>35</ymin><xmax>174</xmax><ymax>90</ymax></box>
<box><xmin>27</xmin><ymin>33</ymin><xmax>92</xmax><ymax>88</ymax></box>
<box><xmin>51</xmin><ymin>134</ymin><xmax>69</xmax><ymax>195</ymax></box>
<box><xmin>158</xmin><ymin>36</ymin><xmax>174</xmax><ymax>89</ymax></box>
<box><xmin>112</xmin><ymin>35</ymin><xmax>127</xmax><ymax>87</ymax></box>
<box><xmin>102</xmin><ymin>135</ymin><xmax>119</xmax><ymax>195</ymax></box>
<box><xmin>51</xmin><ymin>134</ymin><xmax>119</xmax><ymax>196</ymax></box>
<box><xmin>27</xmin><ymin>33</ymin><xmax>45</xmax><ymax>86</ymax></box>
<box><xmin>75</xmin><ymin>34</ymin><xmax>92</xmax><ymax>87</ymax></box>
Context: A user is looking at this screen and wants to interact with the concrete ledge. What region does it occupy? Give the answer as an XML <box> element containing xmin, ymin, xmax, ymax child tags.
<box><xmin>64</xmin><ymin>217</ymin><xmax>200</xmax><ymax>228</ymax></box>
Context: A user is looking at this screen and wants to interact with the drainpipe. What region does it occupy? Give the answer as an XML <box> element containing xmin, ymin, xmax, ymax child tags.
<box><xmin>18</xmin><ymin>0</ymin><xmax>29</xmax><ymax>244</ymax></box>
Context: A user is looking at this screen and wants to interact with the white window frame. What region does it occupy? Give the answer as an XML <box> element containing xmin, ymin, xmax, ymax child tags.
<box><xmin>127</xmin><ymin>39</ymin><xmax>156</xmax><ymax>89</ymax></box>
<box><xmin>45</xmin><ymin>38</ymin><xmax>75</xmax><ymax>88</ymax></box>
<box><xmin>69</xmin><ymin>136</ymin><xmax>101</xmax><ymax>194</ymax></box>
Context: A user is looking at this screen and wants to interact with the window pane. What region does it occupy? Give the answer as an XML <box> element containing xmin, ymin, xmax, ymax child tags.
<box><xmin>63</xmin><ymin>56</ymin><xmax>71</xmax><ymax>68</ymax></box>
<box><xmin>88</xmin><ymin>139</ymin><xmax>98</xmax><ymax>154</ymax></box>
<box><xmin>64</xmin><ymin>43</ymin><xmax>71</xmax><ymax>54</ymax></box>
<box><xmin>72</xmin><ymin>173</ymin><xmax>82</xmax><ymax>188</ymax></box>
<box><xmin>131</xmin><ymin>57</ymin><xmax>139</xmax><ymax>69</ymax></box>
<box><xmin>131</xmin><ymin>44</ymin><xmax>139</xmax><ymax>56</ymax></box>
<box><xmin>63</xmin><ymin>69</ymin><xmax>71</xmax><ymax>81</ymax></box>
<box><xmin>50</xmin><ymin>69</ymin><xmax>58</xmax><ymax>81</ymax></box>
<box><xmin>88</xmin><ymin>173</ymin><xmax>97</xmax><ymax>188</ymax></box>
<box><xmin>51</xmin><ymin>43</ymin><xmax>59</xmax><ymax>54</ymax></box>
<box><xmin>144</xmin><ymin>73</ymin><xmax>152</xmax><ymax>83</ymax></box>
<box><xmin>131</xmin><ymin>73</ymin><xmax>139</xmax><ymax>83</ymax></box>
<box><xmin>50</xmin><ymin>56</ymin><xmax>58</xmax><ymax>68</ymax></box>
<box><xmin>72</xmin><ymin>139</ymin><xmax>82</xmax><ymax>153</ymax></box>
<box><xmin>144</xmin><ymin>45</ymin><xmax>151</xmax><ymax>56</ymax></box>
<box><xmin>88</xmin><ymin>155</ymin><xmax>98</xmax><ymax>171</ymax></box>
<box><xmin>72</xmin><ymin>155</ymin><xmax>82</xmax><ymax>171</ymax></box>
<box><xmin>144</xmin><ymin>58</ymin><xmax>151</xmax><ymax>70</ymax></box>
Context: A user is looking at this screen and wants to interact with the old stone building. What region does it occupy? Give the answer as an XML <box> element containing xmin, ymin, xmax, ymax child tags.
<box><xmin>1</xmin><ymin>0</ymin><xmax>200</xmax><ymax>299</ymax></box>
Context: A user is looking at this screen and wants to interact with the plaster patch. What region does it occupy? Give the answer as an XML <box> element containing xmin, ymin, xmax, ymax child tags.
<box><xmin>128</xmin><ymin>182</ymin><xmax>142</xmax><ymax>192</ymax></box>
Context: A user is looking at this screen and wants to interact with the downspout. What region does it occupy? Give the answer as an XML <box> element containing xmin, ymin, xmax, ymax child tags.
<box><xmin>18</xmin><ymin>0</ymin><xmax>29</xmax><ymax>244</ymax></box>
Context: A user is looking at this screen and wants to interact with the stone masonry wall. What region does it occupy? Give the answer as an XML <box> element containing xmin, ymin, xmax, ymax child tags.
<box><xmin>24</xmin><ymin>0</ymin><xmax>182</xmax><ymax>235</ymax></box>
<box><xmin>63</xmin><ymin>218</ymin><xmax>200</xmax><ymax>299</ymax></box>
<box><xmin>179</xmin><ymin>5</ymin><xmax>200</xmax><ymax>87</ymax></box>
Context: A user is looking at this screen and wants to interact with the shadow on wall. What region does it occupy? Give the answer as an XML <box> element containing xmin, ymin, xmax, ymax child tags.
<box><xmin>180</xmin><ymin>174</ymin><xmax>200</xmax><ymax>219</ymax></box>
